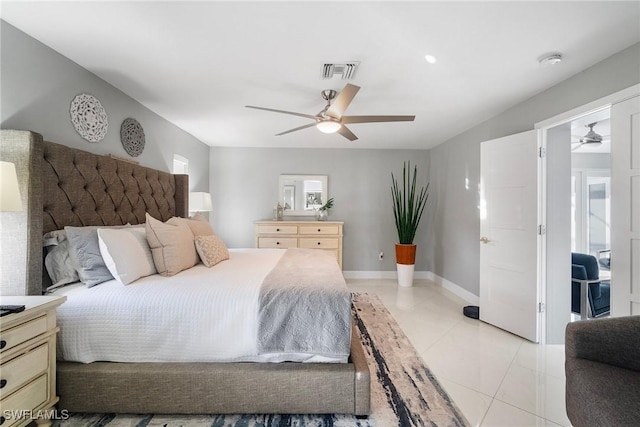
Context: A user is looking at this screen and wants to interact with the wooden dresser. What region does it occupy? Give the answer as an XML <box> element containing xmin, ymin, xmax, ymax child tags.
<box><xmin>0</xmin><ymin>296</ymin><xmax>66</xmax><ymax>427</ymax></box>
<box><xmin>255</xmin><ymin>220</ymin><xmax>344</xmax><ymax>268</ymax></box>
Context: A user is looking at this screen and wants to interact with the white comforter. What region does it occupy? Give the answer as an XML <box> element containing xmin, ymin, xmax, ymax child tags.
<box><xmin>53</xmin><ymin>249</ymin><xmax>346</xmax><ymax>363</ymax></box>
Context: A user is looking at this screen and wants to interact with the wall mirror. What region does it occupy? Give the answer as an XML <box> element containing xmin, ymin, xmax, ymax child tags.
<box><xmin>278</xmin><ymin>174</ymin><xmax>328</xmax><ymax>216</ymax></box>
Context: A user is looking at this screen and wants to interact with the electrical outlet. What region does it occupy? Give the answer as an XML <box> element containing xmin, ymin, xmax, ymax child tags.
<box><xmin>378</xmin><ymin>252</ymin><xmax>384</xmax><ymax>261</ymax></box>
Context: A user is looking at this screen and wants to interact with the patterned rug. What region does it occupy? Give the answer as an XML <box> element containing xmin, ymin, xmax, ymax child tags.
<box><xmin>53</xmin><ymin>293</ymin><xmax>468</xmax><ymax>427</ymax></box>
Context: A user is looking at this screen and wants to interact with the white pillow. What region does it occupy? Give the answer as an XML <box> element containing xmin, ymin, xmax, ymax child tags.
<box><xmin>98</xmin><ymin>228</ymin><xmax>156</xmax><ymax>285</ymax></box>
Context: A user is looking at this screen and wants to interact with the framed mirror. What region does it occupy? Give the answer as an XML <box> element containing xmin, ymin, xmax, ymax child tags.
<box><xmin>278</xmin><ymin>174</ymin><xmax>328</xmax><ymax>216</ymax></box>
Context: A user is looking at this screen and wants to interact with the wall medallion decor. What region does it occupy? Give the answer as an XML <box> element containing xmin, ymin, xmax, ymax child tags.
<box><xmin>120</xmin><ymin>118</ymin><xmax>145</xmax><ymax>157</ymax></box>
<box><xmin>70</xmin><ymin>93</ymin><xmax>108</xmax><ymax>142</ymax></box>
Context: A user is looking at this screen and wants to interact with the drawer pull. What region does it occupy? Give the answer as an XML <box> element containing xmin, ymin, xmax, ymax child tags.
<box><xmin>276</xmin><ymin>242</ymin><xmax>280</xmax><ymax>245</ymax></box>
<box><xmin>0</xmin><ymin>340</ymin><xmax>5</xmax><ymax>350</ymax></box>
<box><xmin>317</xmin><ymin>242</ymin><xmax>321</xmax><ymax>245</ymax></box>
<box><xmin>318</xmin><ymin>228</ymin><xmax>321</xmax><ymax>232</ymax></box>
<box><xmin>276</xmin><ymin>228</ymin><xmax>280</xmax><ymax>232</ymax></box>
<box><xmin>0</xmin><ymin>379</ymin><xmax>6</xmax><ymax>389</ymax></box>
<box><xmin>1</xmin><ymin>415</ymin><xmax>5</xmax><ymax>425</ymax></box>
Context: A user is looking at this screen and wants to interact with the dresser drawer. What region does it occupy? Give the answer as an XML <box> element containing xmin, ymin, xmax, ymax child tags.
<box><xmin>258</xmin><ymin>237</ymin><xmax>298</xmax><ymax>249</ymax></box>
<box><xmin>257</xmin><ymin>225</ymin><xmax>298</xmax><ymax>234</ymax></box>
<box><xmin>298</xmin><ymin>225</ymin><xmax>340</xmax><ymax>235</ymax></box>
<box><xmin>0</xmin><ymin>343</ymin><xmax>49</xmax><ymax>399</ymax></box>
<box><xmin>299</xmin><ymin>238</ymin><xmax>339</xmax><ymax>249</ymax></box>
<box><xmin>0</xmin><ymin>315</ymin><xmax>47</xmax><ymax>354</ymax></box>
<box><xmin>0</xmin><ymin>374</ymin><xmax>48</xmax><ymax>427</ymax></box>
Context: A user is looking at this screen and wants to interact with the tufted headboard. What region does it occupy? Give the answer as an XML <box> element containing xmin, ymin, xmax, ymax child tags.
<box><xmin>0</xmin><ymin>130</ymin><xmax>188</xmax><ymax>295</ymax></box>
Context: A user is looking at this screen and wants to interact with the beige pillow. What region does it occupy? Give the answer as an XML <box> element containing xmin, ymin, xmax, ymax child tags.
<box><xmin>194</xmin><ymin>235</ymin><xmax>230</xmax><ymax>268</ymax></box>
<box><xmin>167</xmin><ymin>216</ymin><xmax>215</xmax><ymax>237</ymax></box>
<box><xmin>145</xmin><ymin>213</ymin><xmax>197</xmax><ymax>276</ymax></box>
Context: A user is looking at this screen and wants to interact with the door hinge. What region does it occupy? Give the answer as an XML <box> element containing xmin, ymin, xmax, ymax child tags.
<box><xmin>538</xmin><ymin>302</ymin><xmax>546</xmax><ymax>313</ymax></box>
<box><xmin>538</xmin><ymin>224</ymin><xmax>546</xmax><ymax>235</ymax></box>
<box><xmin>538</xmin><ymin>147</ymin><xmax>546</xmax><ymax>158</ymax></box>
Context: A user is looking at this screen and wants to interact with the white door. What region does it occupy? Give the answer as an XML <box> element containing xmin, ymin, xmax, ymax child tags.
<box><xmin>480</xmin><ymin>130</ymin><xmax>540</xmax><ymax>342</ymax></box>
<box><xmin>611</xmin><ymin>95</ymin><xmax>640</xmax><ymax>316</ymax></box>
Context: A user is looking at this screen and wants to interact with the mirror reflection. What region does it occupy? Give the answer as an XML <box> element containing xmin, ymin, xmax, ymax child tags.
<box><xmin>279</xmin><ymin>175</ymin><xmax>328</xmax><ymax>216</ymax></box>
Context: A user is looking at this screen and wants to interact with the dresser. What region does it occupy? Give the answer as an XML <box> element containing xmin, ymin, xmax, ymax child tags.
<box><xmin>255</xmin><ymin>220</ymin><xmax>344</xmax><ymax>268</ymax></box>
<box><xmin>0</xmin><ymin>296</ymin><xmax>66</xmax><ymax>427</ymax></box>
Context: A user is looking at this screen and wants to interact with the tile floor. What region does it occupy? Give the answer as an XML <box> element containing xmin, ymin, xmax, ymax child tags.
<box><xmin>346</xmin><ymin>278</ymin><xmax>570</xmax><ymax>427</ymax></box>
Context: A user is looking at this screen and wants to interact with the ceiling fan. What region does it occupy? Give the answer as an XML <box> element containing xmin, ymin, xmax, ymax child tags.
<box><xmin>571</xmin><ymin>122</ymin><xmax>605</xmax><ymax>150</ymax></box>
<box><xmin>245</xmin><ymin>84</ymin><xmax>415</xmax><ymax>141</ymax></box>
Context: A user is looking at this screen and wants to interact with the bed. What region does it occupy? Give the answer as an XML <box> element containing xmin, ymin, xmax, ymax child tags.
<box><xmin>1</xmin><ymin>130</ymin><xmax>370</xmax><ymax>416</ymax></box>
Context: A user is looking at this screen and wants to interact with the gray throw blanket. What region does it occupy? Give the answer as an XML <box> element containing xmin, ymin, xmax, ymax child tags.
<box><xmin>258</xmin><ymin>248</ymin><xmax>351</xmax><ymax>359</ymax></box>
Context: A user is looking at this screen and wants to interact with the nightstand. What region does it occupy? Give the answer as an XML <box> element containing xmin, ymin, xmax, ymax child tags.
<box><xmin>0</xmin><ymin>296</ymin><xmax>66</xmax><ymax>427</ymax></box>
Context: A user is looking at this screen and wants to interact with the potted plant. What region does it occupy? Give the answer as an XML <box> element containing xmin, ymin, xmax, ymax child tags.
<box><xmin>391</xmin><ymin>161</ymin><xmax>429</xmax><ymax>287</ymax></box>
<box><xmin>316</xmin><ymin>197</ymin><xmax>334</xmax><ymax>221</ymax></box>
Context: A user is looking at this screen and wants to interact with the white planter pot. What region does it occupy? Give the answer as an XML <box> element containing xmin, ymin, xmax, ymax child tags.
<box><xmin>396</xmin><ymin>263</ymin><xmax>415</xmax><ymax>287</ymax></box>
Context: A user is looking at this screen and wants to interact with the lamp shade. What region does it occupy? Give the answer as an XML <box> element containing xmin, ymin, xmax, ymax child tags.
<box><xmin>189</xmin><ymin>192</ymin><xmax>213</xmax><ymax>212</ymax></box>
<box><xmin>0</xmin><ymin>161</ymin><xmax>22</xmax><ymax>212</ymax></box>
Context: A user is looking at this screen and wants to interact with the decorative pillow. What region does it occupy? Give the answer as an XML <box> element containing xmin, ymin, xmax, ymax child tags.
<box><xmin>98</xmin><ymin>228</ymin><xmax>156</xmax><ymax>285</ymax></box>
<box><xmin>145</xmin><ymin>213</ymin><xmax>198</xmax><ymax>276</ymax></box>
<box><xmin>167</xmin><ymin>216</ymin><xmax>215</xmax><ymax>237</ymax></box>
<box><xmin>65</xmin><ymin>225</ymin><xmax>127</xmax><ymax>287</ymax></box>
<box><xmin>43</xmin><ymin>230</ymin><xmax>79</xmax><ymax>290</ymax></box>
<box><xmin>194</xmin><ymin>235</ymin><xmax>230</xmax><ymax>268</ymax></box>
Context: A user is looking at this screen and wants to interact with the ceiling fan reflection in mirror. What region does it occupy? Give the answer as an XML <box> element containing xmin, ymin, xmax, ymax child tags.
<box><xmin>245</xmin><ymin>84</ymin><xmax>415</xmax><ymax>141</ymax></box>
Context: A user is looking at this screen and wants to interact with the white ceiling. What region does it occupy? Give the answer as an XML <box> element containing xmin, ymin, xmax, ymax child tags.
<box><xmin>2</xmin><ymin>1</ymin><xmax>639</xmax><ymax>149</ymax></box>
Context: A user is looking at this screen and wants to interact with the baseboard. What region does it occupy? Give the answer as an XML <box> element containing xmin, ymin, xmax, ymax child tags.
<box><xmin>343</xmin><ymin>271</ymin><xmax>431</xmax><ymax>280</ymax></box>
<box><xmin>424</xmin><ymin>271</ymin><xmax>479</xmax><ymax>305</ymax></box>
<box><xmin>343</xmin><ymin>270</ymin><xmax>479</xmax><ymax>305</ymax></box>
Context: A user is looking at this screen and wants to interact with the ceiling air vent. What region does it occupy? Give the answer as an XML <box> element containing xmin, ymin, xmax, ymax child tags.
<box><xmin>321</xmin><ymin>62</ymin><xmax>360</xmax><ymax>80</ymax></box>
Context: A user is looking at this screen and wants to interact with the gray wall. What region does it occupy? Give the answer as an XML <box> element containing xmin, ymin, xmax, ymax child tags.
<box><xmin>571</xmin><ymin>153</ymin><xmax>611</xmax><ymax>170</ymax></box>
<box><xmin>210</xmin><ymin>147</ymin><xmax>430</xmax><ymax>272</ymax></box>
<box><xmin>0</xmin><ymin>21</ymin><xmax>210</xmax><ymax>191</ymax></box>
<box><xmin>429</xmin><ymin>42</ymin><xmax>640</xmax><ymax>296</ymax></box>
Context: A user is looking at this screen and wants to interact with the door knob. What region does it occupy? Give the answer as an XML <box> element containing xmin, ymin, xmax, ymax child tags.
<box><xmin>480</xmin><ymin>236</ymin><xmax>491</xmax><ymax>244</ymax></box>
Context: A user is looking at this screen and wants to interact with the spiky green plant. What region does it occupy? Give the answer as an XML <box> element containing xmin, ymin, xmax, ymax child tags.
<box><xmin>391</xmin><ymin>161</ymin><xmax>429</xmax><ymax>244</ymax></box>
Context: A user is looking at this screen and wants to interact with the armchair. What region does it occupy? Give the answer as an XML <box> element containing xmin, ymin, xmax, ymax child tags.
<box><xmin>571</xmin><ymin>252</ymin><xmax>610</xmax><ymax>319</ymax></box>
<box><xmin>565</xmin><ymin>316</ymin><xmax>640</xmax><ymax>426</ymax></box>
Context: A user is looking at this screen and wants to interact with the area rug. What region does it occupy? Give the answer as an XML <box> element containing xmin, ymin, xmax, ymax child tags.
<box><xmin>53</xmin><ymin>293</ymin><xmax>468</xmax><ymax>427</ymax></box>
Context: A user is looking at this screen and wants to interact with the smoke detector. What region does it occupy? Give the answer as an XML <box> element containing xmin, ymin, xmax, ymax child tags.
<box><xmin>538</xmin><ymin>53</ymin><xmax>563</xmax><ymax>66</ymax></box>
<box><xmin>321</xmin><ymin>62</ymin><xmax>360</xmax><ymax>80</ymax></box>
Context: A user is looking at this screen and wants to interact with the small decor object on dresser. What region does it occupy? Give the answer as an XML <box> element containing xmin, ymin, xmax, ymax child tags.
<box><xmin>120</xmin><ymin>118</ymin><xmax>145</xmax><ymax>157</ymax></box>
<box><xmin>69</xmin><ymin>93</ymin><xmax>108</xmax><ymax>143</ymax></box>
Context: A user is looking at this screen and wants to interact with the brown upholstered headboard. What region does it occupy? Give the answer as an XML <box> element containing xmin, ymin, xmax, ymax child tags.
<box><xmin>0</xmin><ymin>130</ymin><xmax>188</xmax><ymax>295</ymax></box>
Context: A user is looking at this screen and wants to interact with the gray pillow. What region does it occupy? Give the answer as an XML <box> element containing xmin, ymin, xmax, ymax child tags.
<box><xmin>65</xmin><ymin>225</ymin><xmax>132</xmax><ymax>287</ymax></box>
<box><xmin>43</xmin><ymin>230</ymin><xmax>79</xmax><ymax>291</ymax></box>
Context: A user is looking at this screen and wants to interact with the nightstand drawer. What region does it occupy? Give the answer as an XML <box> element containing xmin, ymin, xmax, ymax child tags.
<box><xmin>258</xmin><ymin>237</ymin><xmax>298</xmax><ymax>249</ymax></box>
<box><xmin>298</xmin><ymin>225</ymin><xmax>340</xmax><ymax>235</ymax></box>
<box><xmin>257</xmin><ymin>225</ymin><xmax>298</xmax><ymax>234</ymax></box>
<box><xmin>0</xmin><ymin>343</ymin><xmax>49</xmax><ymax>399</ymax></box>
<box><xmin>1</xmin><ymin>374</ymin><xmax>48</xmax><ymax>427</ymax></box>
<box><xmin>0</xmin><ymin>315</ymin><xmax>47</xmax><ymax>354</ymax></box>
<box><xmin>299</xmin><ymin>238</ymin><xmax>339</xmax><ymax>249</ymax></box>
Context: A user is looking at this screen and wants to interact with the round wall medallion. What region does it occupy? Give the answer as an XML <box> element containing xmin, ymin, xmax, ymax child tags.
<box><xmin>70</xmin><ymin>93</ymin><xmax>108</xmax><ymax>142</ymax></box>
<box><xmin>120</xmin><ymin>118</ymin><xmax>145</xmax><ymax>157</ymax></box>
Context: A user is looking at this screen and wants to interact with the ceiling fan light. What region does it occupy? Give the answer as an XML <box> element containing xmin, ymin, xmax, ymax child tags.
<box><xmin>316</xmin><ymin>120</ymin><xmax>341</xmax><ymax>134</ymax></box>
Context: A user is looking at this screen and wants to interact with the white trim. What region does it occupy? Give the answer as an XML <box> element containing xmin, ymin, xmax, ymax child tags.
<box><xmin>535</xmin><ymin>84</ymin><xmax>640</xmax><ymax>130</ymax></box>
<box><xmin>343</xmin><ymin>270</ymin><xmax>431</xmax><ymax>280</ymax></box>
<box><xmin>425</xmin><ymin>272</ymin><xmax>480</xmax><ymax>305</ymax></box>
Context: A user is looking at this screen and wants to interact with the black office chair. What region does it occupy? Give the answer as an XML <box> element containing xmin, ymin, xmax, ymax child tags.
<box><xmin>571</xmin><ymin>252</ymin><xmax>610</xmax><ymax>319</ymax></box>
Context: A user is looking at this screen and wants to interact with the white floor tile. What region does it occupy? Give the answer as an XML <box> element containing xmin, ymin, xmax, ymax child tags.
<box><xmin>346</xmin><ymin>279</ymin><xmax>567</xmax><ymax>427</ymax></box>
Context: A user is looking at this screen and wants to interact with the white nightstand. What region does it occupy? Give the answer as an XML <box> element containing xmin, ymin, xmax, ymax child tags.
<box><xmin>0</xmin><ymin>296</ymin><xmax>66</xmax><ymax>427</ymax></box>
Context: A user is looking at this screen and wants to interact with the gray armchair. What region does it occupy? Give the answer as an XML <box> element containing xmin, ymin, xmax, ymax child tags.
<box><xmin>565</xmin><ymin>316</ymin><xmax>640</xmax><ymax>427</ymax></box>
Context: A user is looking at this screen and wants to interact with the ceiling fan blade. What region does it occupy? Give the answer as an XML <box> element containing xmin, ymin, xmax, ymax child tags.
<box><xmin>326</xmin><ymin>84</ymin><xmax>360</xmax><ymax>119</ymax></box>
<box><xmin>275</xmin><ymin>123</ymin><xmax>317</xmax><ymax>136</ymax></box>
<box><xmin>341</xmin><ymin>115</ymin><xmax>415</xmax><ymax>124</ymax></box>
<box><xmin>246</xmin><ymin>105</ymin><xmax>317</xmax><ymax>120</ymax></box>
<box><xmin>337</xmin><ymin>125</ymin><xmax>358</xmax><ymax>141</ymax></box>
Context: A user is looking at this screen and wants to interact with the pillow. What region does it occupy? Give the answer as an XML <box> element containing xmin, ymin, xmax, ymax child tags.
<box><xmin>65</xmin><ymin>224</ymin><xmax>131</xmax><ymax>287</ymax></box>
<box><xmin>145</xmin><ymin>213</ymin><xmax>198</xmax><ymax>276</ymax></box>
<box><xmin>43</xmin><ymin>230</ymin><xmax>79</xmax><ymax>290</ymax></box>
<box><xmin>194</xmin><ymin>235</ymin><xmax>229</xmax><ymax>268</ymax></box>
<box><xmin>167</xmin><ymin>216</ymin><xmax>215</xmax><ymax>237</ymax></box>
<box><xmin>98</xmin><ymin>228</ymin><xmax>156</xmax><ymax>285</ymax></box>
